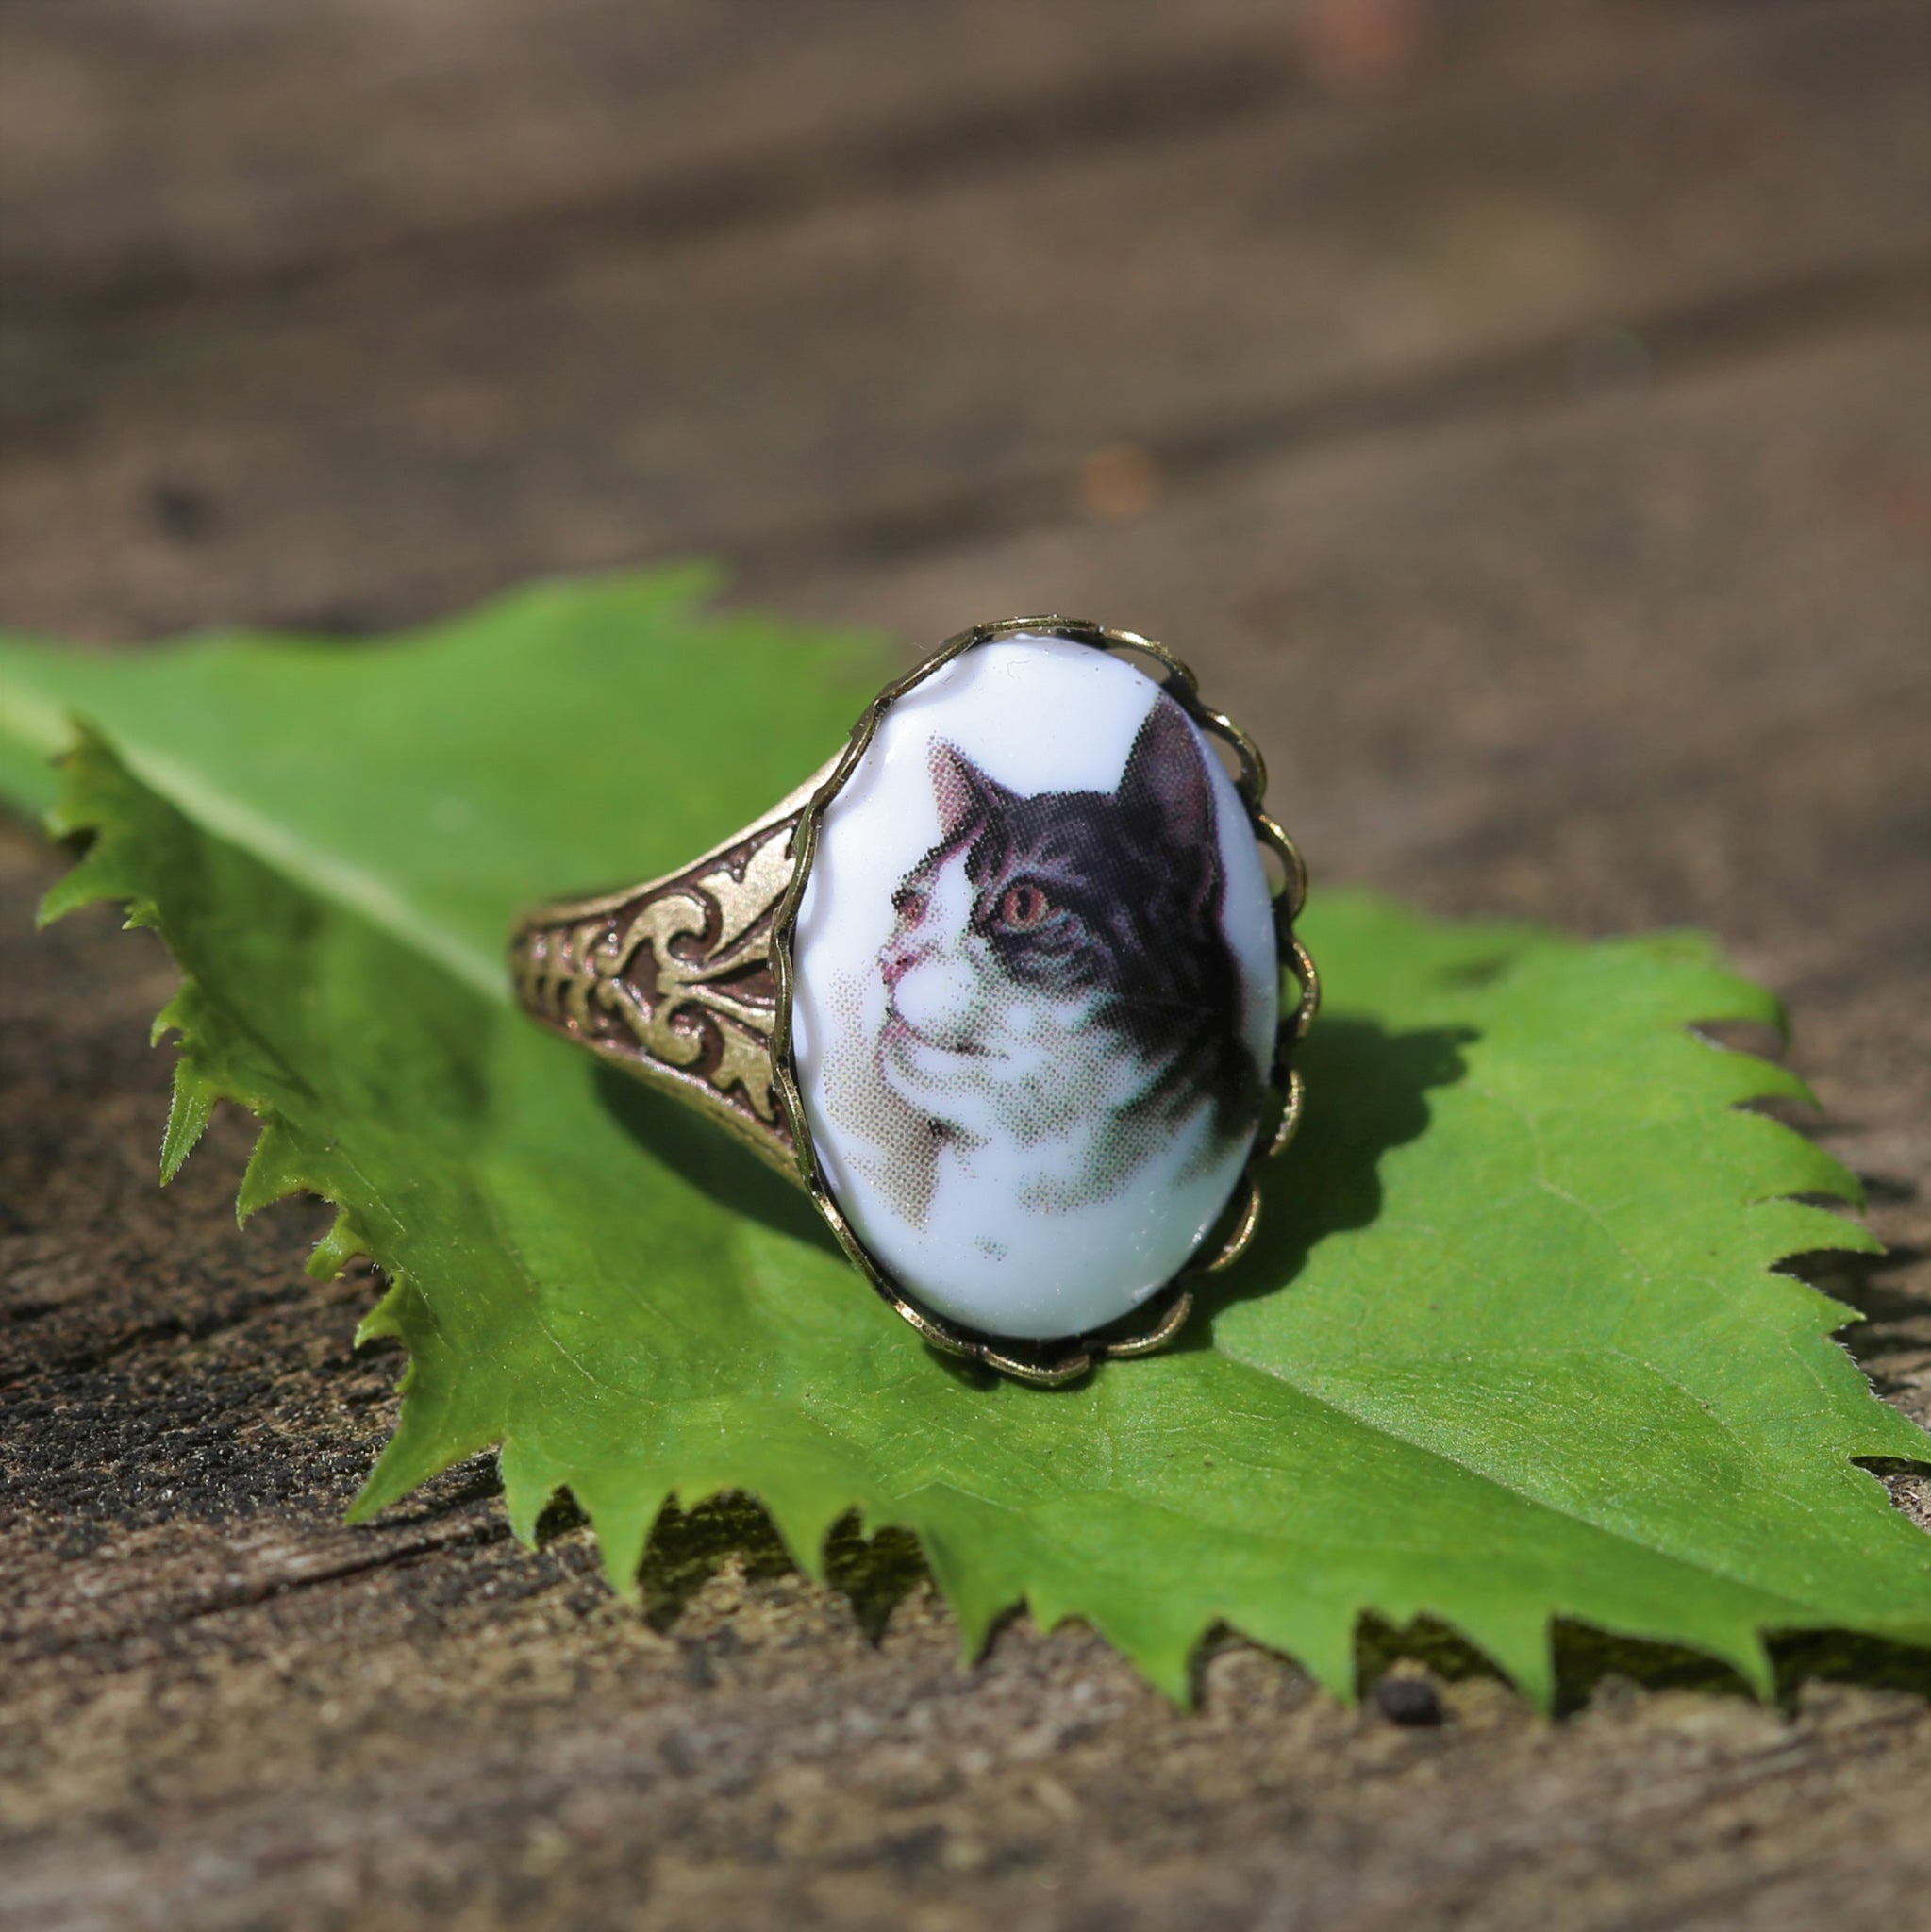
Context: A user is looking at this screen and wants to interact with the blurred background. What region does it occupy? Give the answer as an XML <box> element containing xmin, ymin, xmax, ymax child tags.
<box><xmin>2</xmin><ymin>1</ymin><xmax>1926</xmax><ymax>947</ymax></box>
<box><xmin>2</xmin><ymin>2</ymin><xmax>1928</xmax><ymax>1926</ymax></box>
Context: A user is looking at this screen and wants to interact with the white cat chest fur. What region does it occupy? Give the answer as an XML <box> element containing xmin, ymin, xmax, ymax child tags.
<box><xmin>790</xmin><ymin>634</ymin><xmax>1278</xmax><ymax>1341</ymax></box>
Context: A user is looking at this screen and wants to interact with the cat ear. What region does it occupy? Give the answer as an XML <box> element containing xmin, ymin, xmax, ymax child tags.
<box><xmin>928</xmin><ymin>741</ymin><xmax>1010</xmax><ymax>836</ymax></box>
<box><xmin>1120</xmin><ymin>699</ymin><xmax>1214</xmax><ymax>851</ymax></box>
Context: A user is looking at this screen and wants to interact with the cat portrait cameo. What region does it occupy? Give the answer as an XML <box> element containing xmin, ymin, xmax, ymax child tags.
<box><xmin>789</xmin><ymin>633</ymin><xmax>1279</xmax><ymax>1346</ymax></box>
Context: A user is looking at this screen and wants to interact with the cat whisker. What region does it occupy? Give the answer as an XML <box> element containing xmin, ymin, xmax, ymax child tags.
<box><xmin>883</xmin><ymin>1013</ymin><xmax>1003</xmax><ymax>1059</ymax></box>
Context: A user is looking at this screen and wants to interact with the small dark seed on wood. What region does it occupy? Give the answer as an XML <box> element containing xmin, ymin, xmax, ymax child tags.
<box><xmin>1374</xmin><ymin>1676</ymin><xmax>1444</xmax><ymax>1726</ymax></box>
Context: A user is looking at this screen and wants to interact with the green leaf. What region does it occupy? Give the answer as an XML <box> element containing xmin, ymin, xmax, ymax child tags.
<box><xmin>3</xmin><ymin>572</ymin><xmax>1926</xmax><ymax>1707</ymax></box>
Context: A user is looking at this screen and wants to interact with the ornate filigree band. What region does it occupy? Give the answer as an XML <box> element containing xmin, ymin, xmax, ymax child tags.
<box><xmin>509</xmin><ymin>775</ymin><xmax>825</xmax><ymax>1175</ymax></box>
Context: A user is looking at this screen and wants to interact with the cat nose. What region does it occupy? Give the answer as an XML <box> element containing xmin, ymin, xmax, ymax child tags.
<box><xmin>879</xmin><ymin>935</ymin><xmax>932</xmax><ymax>990</ymax></box>
<box><xmin>891</xmin><ymin>958</ymin><xmax>979</xmax><ymax>1039</ymax></box>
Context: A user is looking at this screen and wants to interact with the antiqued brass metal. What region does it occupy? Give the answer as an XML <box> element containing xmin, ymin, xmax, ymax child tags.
<box><xmin>508</xmin><ymin>770</ymin><xmax>828</xmax><ymax>1177</ymax></box>
<box><xmin>510</xmin><ymin>616</ymin><xmax>1318</xmax><ymax>1386</ymax></box>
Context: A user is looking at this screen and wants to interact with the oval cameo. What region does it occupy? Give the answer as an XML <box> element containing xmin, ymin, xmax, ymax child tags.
<box><xmin>790</xmin><ymin>634</ymin><xmax>1278</xmax><ymax>1341</ymax></box>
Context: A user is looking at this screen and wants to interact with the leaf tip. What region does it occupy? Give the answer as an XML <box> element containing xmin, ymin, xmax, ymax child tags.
<box><xmin>499</xmin><ymin>1441</ymin><xmax>564</xmax><ymax>1549</ymax></box>
<box><xmin>946</xmin><ymin>1590</ymin><xmax>1010</xmax><ymax>1672</ymax></box>
<box><xmin>1140</xmin><ymin>1641</ymin><xmax>1202</xmax><ymax>1709</ymax></box>
<box><xmin>354</xmin><ymin>1278</ymin><xmax>412</xmax><ymax>1349</ymax></box>
<box><xmin>572</xmin><ymin>1475</ymin><xmax>674</xmax><ymax>1602</ymax></box>
<box><xmin>158</xmin><ymin>1063</ymin><xmax>217</xmax><ymax>1184</ymax></box>
<box><xmin>308</xmin><ymin>1210</ymin><xmax>367</xmax><ymax>1283</ymax></box>
<box><xmin>1503</xmin><ymin>1648</ymin><xmax>1558</xmax><ymax>1718</ymax></box>
<box><xmin>345</xmin><ymin>1398</ymin><xmax>484</xmax><ymax>1526</ymax></box>
<box><xmin>1706</xmin><ymin>1630</ymin><xmax>1779</xmax><ymax>1703</ymax></box>
<box><xmin>237</xmin><ymin>1119</ymin><xmax>311</xmax><ymax>1224</ymax></box>
<box><xmin>149</xmin><ymin>992</ymin><xmax>189</xmax><ymax>1049</ymax></box>
<box><xmin>36</xmin><ymin>851</ymin><xmax>116</xmax><ymax>929</ymax></box>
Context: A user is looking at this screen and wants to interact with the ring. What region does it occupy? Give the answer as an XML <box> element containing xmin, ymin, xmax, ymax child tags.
<box><xmin>509</xmin><ymin>618</ymin><xmax>1317</xmax><ymax>1385</ymax></box>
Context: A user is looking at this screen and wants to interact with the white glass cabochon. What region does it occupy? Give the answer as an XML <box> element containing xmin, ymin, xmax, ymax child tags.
<box><xmin>790</xmin><ymin>635</ymin><xmax>1278</xmax><ymax>1340</ymax></box>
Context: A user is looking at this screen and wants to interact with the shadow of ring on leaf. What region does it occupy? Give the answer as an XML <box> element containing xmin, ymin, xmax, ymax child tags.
<box><xmin>1186</xmin><ymin>1017</ymin><xmax>1478</xmax><ymax>1334</ymax></box>
<box><xmin>594</xmin><ymin>1019</ymin><xmax>1480</xmax><ymax>1336</ymax></box>
<box><xmin>593</xmin><ymin>1063</ymin><xmax>843</xmax><ymax>1257</ymax></box>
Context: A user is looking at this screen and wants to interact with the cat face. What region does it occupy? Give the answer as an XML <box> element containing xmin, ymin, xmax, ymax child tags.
<box><xmin>874</xmin><ymin>697</ymin><xmax>1260</xmax><ymax>1192</ymax></box>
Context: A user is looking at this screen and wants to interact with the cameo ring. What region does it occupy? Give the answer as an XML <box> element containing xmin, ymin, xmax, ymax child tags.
<box><xmin>509</xmin><ymin>618</ymin><xmax>1317</xmax><ymax>1385</ymax></box>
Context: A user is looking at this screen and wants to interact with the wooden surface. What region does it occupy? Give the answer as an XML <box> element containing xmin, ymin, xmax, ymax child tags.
<box><xmin>3</xmin><ymin>4</ymin><xmax>1928</xmax><ymax>1927</ymax></box>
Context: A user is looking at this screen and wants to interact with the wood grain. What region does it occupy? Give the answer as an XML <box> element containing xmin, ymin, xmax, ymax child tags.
<box><xmin>4</xmin><ymin>2</ymin><xmax>1924</xmax><ymax>638</ymax></box>
<box><xmin>1</xmin><ymin>2</ymin><xmax>1926</xmax><ymax>1926</ymax></box>
<box><xmin>0</xmin><ymin>0</ymin><xmax>1303</xmax><ymax>303</ymax></box>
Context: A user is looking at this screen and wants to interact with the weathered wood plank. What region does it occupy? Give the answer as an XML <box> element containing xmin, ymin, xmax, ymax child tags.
<box><xmin>0</xmin><ymin>0</ymin><xmax>1356</xmax><ymax>302</ymax></box>
<box><xmin>2</xmin><ymin>3</ymin><xmax>1925</xmax><ymax>641</ymax></box>
<box><xmin>4</xmin><ymin>327</ymin><xmax>1926</xmax><ymax>1930</ymax></box>
<box><xmin>8</xmin><ymin>1</ymin><xmax>1869</xmax><ymax>308</ymax></box>
<box><xmin>785</xmin><ymin>327</ymin><xmax>1931</xmax><ymax>967</ymax></box>
<box><xmin>2</xmin><ymin>4</ymin><xmax>1926</xmax><ymax>1925</ymax></box>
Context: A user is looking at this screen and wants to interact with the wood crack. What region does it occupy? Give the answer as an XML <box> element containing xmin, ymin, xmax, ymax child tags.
<box><xmin>653</xmin><ymin>250</ymin><xmax>1931</xmax><ymax>593</ymax></box>
<box><xmin>8</xmin><ymin>1516</ymin><xmax>514</xmax><ymax>1667</ymax></box>
<box><xmin>0</xmin><ymin>40</ymin><xmax>1304</xmax><ymax>326</ymax></box>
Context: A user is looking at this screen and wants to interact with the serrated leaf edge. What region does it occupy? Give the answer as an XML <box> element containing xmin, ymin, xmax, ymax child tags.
<box><xmin>24</xmin><ymin>722</ymin><xmax>1931</xmax><ymax>1712</ymax></box>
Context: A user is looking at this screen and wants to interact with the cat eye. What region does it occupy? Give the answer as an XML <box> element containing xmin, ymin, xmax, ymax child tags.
<box><xmin>997</xmin><ymin>882</ymin><xmax>1053</xmax><ymax>931</ymax></box>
